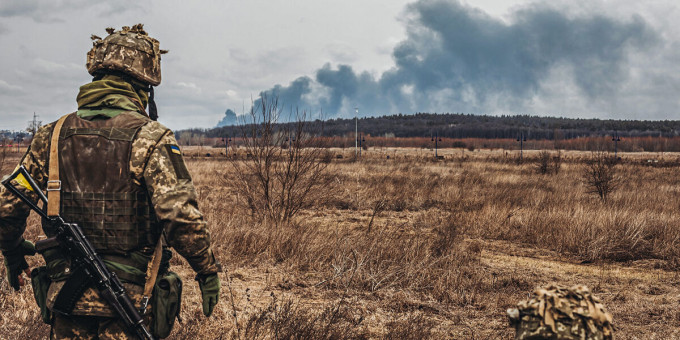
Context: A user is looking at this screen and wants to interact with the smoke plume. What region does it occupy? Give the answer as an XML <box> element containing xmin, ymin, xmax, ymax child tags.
<box><xmin>258</xmin><ymin>0</ymin><xmax>658</xmax><ymax>118</ymax></box>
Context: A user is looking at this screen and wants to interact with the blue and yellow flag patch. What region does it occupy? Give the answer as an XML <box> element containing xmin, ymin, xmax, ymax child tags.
<box><xmin>169</xmin><ymin>145</ymin><xmax>181</xmax><ymax>155</ymax></box>
<box><xmin>164</xmin><ymin>144</ymin><xmax>191</xmax><ymax>180</ymax></box>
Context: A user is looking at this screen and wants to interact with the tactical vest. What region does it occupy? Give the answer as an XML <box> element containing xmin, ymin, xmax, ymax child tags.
<box><xmin>44</xmin><ymin>112</ymin><xmax>159</xmax><ymax>255</ymax></box>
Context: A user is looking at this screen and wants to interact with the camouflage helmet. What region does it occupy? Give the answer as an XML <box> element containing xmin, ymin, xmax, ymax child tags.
<box><xmin>86</xmin><ymin>24</ymin><xmax>167</xmax><ymax>86</ymax></box>
<box><xmin>507</xmin><ymin>284</ymin><xmax>613</xmax><ymax>340</ymax></box>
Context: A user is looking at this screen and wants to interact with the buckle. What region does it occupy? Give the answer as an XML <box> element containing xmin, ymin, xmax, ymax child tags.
<box><xmin>140</xmin><ymin>296</ymin><xmax>150</xmax><ymax>314</ymax></box>
<box><xmin>46</xmin><ymin>180</ymin><xmax>62</xmax><ymax>192</ymax></box>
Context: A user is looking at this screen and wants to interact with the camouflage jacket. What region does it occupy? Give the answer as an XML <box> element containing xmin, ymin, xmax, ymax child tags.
<box><xmin>0</xmin><ymin>111</ymin><xmax>219</xmax><ymax>316</ymax></box>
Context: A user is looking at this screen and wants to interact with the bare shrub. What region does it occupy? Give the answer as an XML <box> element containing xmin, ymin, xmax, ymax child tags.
<box><xmin>230</xmin><ymin>96</ymin><xmax>333</xmax><ymax>223</ymax></box>
<box><xmin>535</xmin><ymin>150</ymin><xmax>552</xmax><ymax>174</ymax></box>
<box><xmin>534</xmin><ymin>150</ymin><xmax>562</xmax><ymax>175</ymax></box>
<box><xmin>583</xmin><ymin>151</ymin><xmax>619</xmax><ymax>201</ymax></box>
<box><xmin>552</xmin><ymin>150</ymin><xmax>562</xmax><ymax>174</ymax></box>
<box><xmin>430</xmin><ymin>214</ymin><xmax>462</xmax><ymax>257</ymax></box>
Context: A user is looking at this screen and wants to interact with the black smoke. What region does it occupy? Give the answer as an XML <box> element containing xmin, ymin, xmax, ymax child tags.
<box><xmin>216</xmin><ymin>108</ymin><xmax>238</xmax><ymax>127</ymax></box>
<box><xmin>258</xmin><ymin>0</ymin><xmax>658</xmax><ymax>118</ymax></box>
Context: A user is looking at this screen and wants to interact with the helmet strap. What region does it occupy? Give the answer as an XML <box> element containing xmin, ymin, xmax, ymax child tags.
<box><xmin>148</xmin><ymin>86</ymin><xmax>158</xmax><ymax>121</ymax></box>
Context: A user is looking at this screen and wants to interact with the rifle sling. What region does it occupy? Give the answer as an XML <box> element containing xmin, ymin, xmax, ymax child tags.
<box><xmin>47</xmin><ymin>114</ymin><xmax>69</xmax><ymax>217</ymax></box>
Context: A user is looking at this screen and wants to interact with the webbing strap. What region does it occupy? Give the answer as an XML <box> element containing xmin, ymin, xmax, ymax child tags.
<box><xmin>47</xmin><ymin>115</ymin><xmax>69</xmax><ymax>217</ymax></box>
<box><xmin>141</xmin><ymin>236</ymin><xmax>163</xmax><ymax>312</ymax></box>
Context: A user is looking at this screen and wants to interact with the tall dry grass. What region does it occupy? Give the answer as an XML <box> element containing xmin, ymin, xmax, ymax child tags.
<box><xmin>2</xmin><ymin>149</ymin><xmax>680</xmax><ymax>338</ymax></box>
<box><xmin>177</xmin><ymin>150</ymin><xmax>680</xmax><ymax>337</ymax></box>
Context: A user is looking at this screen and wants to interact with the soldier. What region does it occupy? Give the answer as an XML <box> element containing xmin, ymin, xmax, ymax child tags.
<box><xmin>0</xmin><ymin>24</ymin><xmax>221</xmax><ymax>339</ymax></box>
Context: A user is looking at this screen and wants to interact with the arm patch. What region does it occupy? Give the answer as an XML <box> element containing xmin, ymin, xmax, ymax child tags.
<box><xmin>164</xmin><ymin>144</ymin><xmax>191</xmax><ymax>180</ymax></box>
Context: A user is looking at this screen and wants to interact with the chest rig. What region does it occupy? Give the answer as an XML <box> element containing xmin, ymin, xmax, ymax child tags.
<box><xmin>44</xmin><ymin>112</ymin><xmax>159</xmax><ymax>255</ymax></box>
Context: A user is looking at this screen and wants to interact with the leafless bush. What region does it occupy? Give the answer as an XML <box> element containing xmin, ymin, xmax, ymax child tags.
<box><xmin>535</xmin><ymin>150</ymin><xmax>552</xmax><ymax>174</ymax></box>
<box><xmin>430</xmin><ymin>214</ymin><xmax>463</xmax><ymax>257</ymax></box>
<box><xmin>583</xmin><ymin>151</ymin><xmax>619</xmax><ymax>201</ymax></box>
<box><xmin>230</xmin><ymin>96</ymin><xmax>334</xmax><ymax>223</ymax></box>
<box><xmin>552</xmin><ymin>151</ymin><xmax>562</xmax><ymax>174</ymax></box>
<box><xmin>535</xmin><ymin>150</ymin><xmax>562</xmax><ymax>175</ymax></box>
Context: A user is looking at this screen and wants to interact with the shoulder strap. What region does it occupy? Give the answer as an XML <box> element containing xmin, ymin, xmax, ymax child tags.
<box><xmin>47</xmin><ymin>114</ymin><xmax>69</xmax><ymax>217</ymax></box>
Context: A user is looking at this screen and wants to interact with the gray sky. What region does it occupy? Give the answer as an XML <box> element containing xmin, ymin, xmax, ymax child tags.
<box><xmin>0</xmin><ymin>0</ymin><xmax>678</xmax><ymax>131</ymax></box>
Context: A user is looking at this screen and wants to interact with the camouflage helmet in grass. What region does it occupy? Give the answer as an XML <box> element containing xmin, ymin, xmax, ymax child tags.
<box><xmin>86</xmin><ymin>24</ymin><xmax>167</xmax><ymax>86</ymax></box>
<box><xmin>507</xmin><ymin>284</ymin><xmax>613</xmax><ymax>340</ymax></box>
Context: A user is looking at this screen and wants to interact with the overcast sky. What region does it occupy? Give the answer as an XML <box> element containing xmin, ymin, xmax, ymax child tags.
<box><xmin>0</xmin><ymin>0</ymin><xmax>678</xmax><ymax>131</ymax></box>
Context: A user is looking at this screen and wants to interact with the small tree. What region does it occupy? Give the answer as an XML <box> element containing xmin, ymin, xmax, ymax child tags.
<box><xmin>230</xmin><ymin>96</ymin><xmax>333</xmax><ymax>224</ymax></box>
<box><xmin>583</xmin><ymin>151</ymin><xmax>619</xmax><ymax>201</ymax></box>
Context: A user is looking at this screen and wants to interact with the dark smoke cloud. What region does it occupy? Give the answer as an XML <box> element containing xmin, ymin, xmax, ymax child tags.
<box><xmin>257</xmin><ymin>0</ymin><xmax>659</xmax><ymax>118</ymax></box>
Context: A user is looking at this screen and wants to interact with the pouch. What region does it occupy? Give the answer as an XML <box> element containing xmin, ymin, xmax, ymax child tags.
<box><xmin>151</xmin><ymin>271</ymin><xmax>182</xmax><ymax>338</ymax></box>
<box><xmin>30</xmin><ymin>266</ymin><xmax>53</xmax><ymax>324</ymax></box>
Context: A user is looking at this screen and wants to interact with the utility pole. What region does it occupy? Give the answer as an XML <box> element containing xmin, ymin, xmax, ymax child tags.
<box><xmin>286</xmin><ymin>135</ymin><xmax>295</xmax><ymax>153</ymax></box>
<box><xmin>28</xmin><ymin>112</ymin><xmax>40</xmax><ymax>138</ymax></box>
<box><xmin>517</xmin><ymin>132</ymin><xmax>527</xmax><ymax>162</ymax></box>
<box><xmin>432</xmin><ymin>132</ymin><xmax>442</xmax><ymax>160</ymax></box>
<box><xmin>612</xmin><ymin>132</ymin><xmax>621</xmax><ymax>158</ymax></box>
<box><xmin>357</xmin><ymin>133</ymin><xmax>365</xmax><ymax>157</ymax></box>
<box><xmin>222</xmin><ymin>136</ymin><xmax>231</xmax><ymax>158</ymax></box>
<box><xmin>354</xmin><ymin>107</ymin><xmax>358</xmax><ymax>158</ymax></box>
<box><xmin>15</xmin><ymin>132</ymin><xmax>22</xmax><ymax>153</ymax></box>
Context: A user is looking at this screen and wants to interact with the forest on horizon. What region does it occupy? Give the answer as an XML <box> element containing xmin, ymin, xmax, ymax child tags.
<box><xmin>181</xmin><ymin>112</ymin><xmax>680</xmax><ymax>140</ymax></box>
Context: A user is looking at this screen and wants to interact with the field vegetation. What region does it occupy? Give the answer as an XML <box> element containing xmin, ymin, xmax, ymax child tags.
<box><xmin>2</xmin><ymin>145</ymin><xmax>680</xmax><ymax>339</ymax></box>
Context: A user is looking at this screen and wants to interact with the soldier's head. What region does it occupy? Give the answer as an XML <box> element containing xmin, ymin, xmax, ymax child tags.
<box><xmin>86</xmin><ymin>24</ymin><xmax>167</xmax><ymax>120</ymax></box>
<box><xmin>507</xmin><ymin>284</ymin><xmax>613</xmax><ymax>340</ymax></box>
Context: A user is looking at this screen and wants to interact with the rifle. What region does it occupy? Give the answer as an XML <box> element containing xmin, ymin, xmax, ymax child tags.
<box><xmin>2</xmin><ymin>165</ymin><xmax>155</xmax><ymax>340</ymax></box>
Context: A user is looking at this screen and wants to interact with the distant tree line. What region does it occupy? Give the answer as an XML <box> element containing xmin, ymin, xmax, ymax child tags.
<box><xmin>178</xmin><ymin>113</ymin><xmax>680</xmax><ymax>143</ymax></box>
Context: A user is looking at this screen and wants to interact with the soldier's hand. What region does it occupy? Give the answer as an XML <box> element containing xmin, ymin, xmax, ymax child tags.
<box><xmin>196</xmin><ymin>273</ymin><xmax>220</xmax><ymax>317</ymax></box>
<box><xmin>2</xmin><ymin>239</ymin><xmax>36</xmax><ymax>291</ymax></box>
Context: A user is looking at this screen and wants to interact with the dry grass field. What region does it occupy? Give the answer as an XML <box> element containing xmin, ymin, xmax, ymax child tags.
<box><xmin>2</xmin><ymin>147</ymin><xmax>680</xmax><ymax>339</ymax></box>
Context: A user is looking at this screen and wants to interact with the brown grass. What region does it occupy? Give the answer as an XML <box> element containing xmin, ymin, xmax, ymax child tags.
<box><xmin>2</xmin><ymin>148</ymin><xmax>680</xmax><ymax>339</ymax></box>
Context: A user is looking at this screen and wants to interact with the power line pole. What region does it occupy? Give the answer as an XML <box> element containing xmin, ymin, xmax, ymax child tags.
<box><xmin>612</xmin><ymin>132</ymin><xmax>621</xmax><ymax>158</ymax></box>
<box><xmin>222</xmin><ymin>136</ymin><xmax>231</xmax><ymax>158</ymax></box>
<box><xmin>517</xmin><ymin>132</ymin><xmax>527</xmax><ymax>162</ymax></box>
<box><xmin>432</xmin><ymin>131</ymin><xmax>441</xmax><ymax>160</ymax></box>
<box><xmin>354</xmin><ymin>107</ymin><xmax>358</xmax><ymax>158</ymax></box>
<box><xmin>29</xmin><ymin>112</ymin><xmax>41</xmax><ymax>138</ymax></box>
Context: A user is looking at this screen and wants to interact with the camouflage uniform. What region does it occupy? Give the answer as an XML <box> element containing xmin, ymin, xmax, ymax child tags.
<box><xmin>507</xmin><ymin>284</ymin><xmax>614</xmax><ymax>340</ymax></box>
<box><xmin>0</xmin><ymin>24</ymin><xmax>219</xmax><ymax>339</ymax></box>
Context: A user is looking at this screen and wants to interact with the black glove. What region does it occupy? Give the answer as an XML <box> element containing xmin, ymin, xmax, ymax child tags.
<box><xmin>196</xmin><ymin>273</ymin><xmax>220</xmax><ymax>317</ymax></box>
<box><xmin>2</xmin><ymin>239</ymin><xmax>36</xmax><ymax>291</ymax></box>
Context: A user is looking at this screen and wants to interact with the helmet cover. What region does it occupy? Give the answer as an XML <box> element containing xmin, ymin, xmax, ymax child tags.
<box><xmin>86</xmin><ymin>24</ymin><xmax>167</xmax><ymax>86</ymax></box>
<box><xmin>507</xmin><ymin>284</ymin><xmax>613</xmax><ymax>340</ymax></box>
